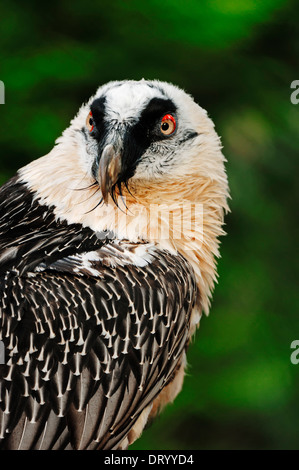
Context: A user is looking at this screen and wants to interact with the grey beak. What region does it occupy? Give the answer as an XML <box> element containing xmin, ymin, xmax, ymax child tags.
<box><xmin>99</xmin><ymin>144</ymin><xmax>122</xmax><ymax>204</ymax></box>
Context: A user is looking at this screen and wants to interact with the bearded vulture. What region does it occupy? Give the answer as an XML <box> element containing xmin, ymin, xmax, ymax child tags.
<box><xmin>0</xmin><ymin>80</ymin><xmax>229</xmax><ymax>450</ymax></box>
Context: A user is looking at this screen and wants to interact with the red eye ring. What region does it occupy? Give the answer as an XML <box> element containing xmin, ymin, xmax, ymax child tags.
<box><xmin>86</xmin><ymin>111</ymin><xmax>94</xmax><ymax>132</ymax></box>
<box><xmin>161</xmin><ymin>114</ymin><xmax>176</xmax><ymax>135</ymax></box>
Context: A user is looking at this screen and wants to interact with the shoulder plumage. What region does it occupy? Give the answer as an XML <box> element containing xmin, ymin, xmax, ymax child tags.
<box><xmin>0</xmin><ymin>174</ymin><xmax>197</xmax><ymax>449</ymax></box>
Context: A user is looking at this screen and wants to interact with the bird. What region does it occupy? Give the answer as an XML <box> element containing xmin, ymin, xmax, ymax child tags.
<box><xmin>0</xmin><ymin>79</ymin><xmax>229</xmax><ymax>450</ymax></box>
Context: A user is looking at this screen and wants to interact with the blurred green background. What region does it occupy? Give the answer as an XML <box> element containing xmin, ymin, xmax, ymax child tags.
<box><xmin>0</xmin><ymin>0</ymin><xmax>298</xmax><ymax>450</ymax></box>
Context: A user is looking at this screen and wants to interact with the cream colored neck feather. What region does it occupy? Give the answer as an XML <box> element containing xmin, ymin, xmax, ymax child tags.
<box><xmin>19</xmin><ymin>138</ymin><xmax>229</xmax><ymax>316</ymax></box>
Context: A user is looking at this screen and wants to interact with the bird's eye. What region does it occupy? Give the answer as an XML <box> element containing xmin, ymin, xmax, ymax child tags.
<box><xmin>160</xmin><ymin>114</ymin><xmax>176</xmax><ymax>136</ymax></box>
<box><xmin>86</xmin><ymin>111</ymin><xmax>94</xmax><ymax>132</ymax></box>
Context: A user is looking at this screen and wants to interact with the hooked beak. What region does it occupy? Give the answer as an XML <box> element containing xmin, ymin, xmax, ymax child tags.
<box><xmin>98</xmin><ymin>144</ymin><xmax>122</xmax><ymax>204</ymax></box>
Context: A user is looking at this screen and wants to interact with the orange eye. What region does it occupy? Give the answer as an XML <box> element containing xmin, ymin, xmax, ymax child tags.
<box><xmin>160</xmin><ymin>114</ymin><xmax>176</xmax><ymax>135</ymax></box>
<box><xmin>86</xmin><ymin>111</ymin><xmax>94</xmax><ymax>132</ymax></box>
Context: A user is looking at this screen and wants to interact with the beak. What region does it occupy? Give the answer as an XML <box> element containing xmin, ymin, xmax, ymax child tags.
<box><xmin>98</xmin><ymin>144</ymin><xmax>122</xmax><ymax>204</ymax></box>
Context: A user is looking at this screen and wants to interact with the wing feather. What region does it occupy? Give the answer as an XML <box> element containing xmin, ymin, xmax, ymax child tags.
<box><xmin>0</xmin><ymin>177</ymin><xmax>198</xmax><ymax>450</ymax></box>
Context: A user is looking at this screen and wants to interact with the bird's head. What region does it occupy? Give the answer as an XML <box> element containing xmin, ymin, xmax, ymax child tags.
<box><xmin>61</xmin><ymin>79</ymin><xmax>226</xmax><ymax>206</ymax></box>
<box><xmin>75</xmin><ymin>80</ymin><xmax>209</xmax><ymax>202</ymax></box>
<box><xmin>20</xmin><ymin>80</ymin><xmax>229</xmax><ymax>314</ymax></box>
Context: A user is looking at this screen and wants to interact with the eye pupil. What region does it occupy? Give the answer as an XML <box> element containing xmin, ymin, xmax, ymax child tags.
<box><xmin>160</xmin><ymin>114</ymin><xmax>176</xmax><ymax>135</ymax></box>
<box><xmin>86</xmin><ymin>111</ymin><xmax>94</xmax><ymax>132</ymax></box>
